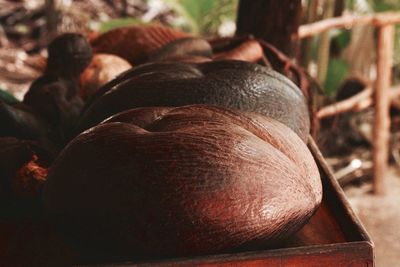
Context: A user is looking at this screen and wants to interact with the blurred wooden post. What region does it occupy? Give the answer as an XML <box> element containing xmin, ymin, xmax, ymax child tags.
<box><xmin>316</xmin><ymin>0</ymin><xmax>335</xmax><ymax>86</ymax></box>
<box><xmin>45</xmin><ymin>0</ymin><xmax>58</xmax><ymax>34</ymax></box>
<box><xmin>236</xmin><ymin>0</ymin><xmax>302</xmax><ymax>58</ymax></box>
<box><xmin>373</xmin><ymin>24</ymin><xmax>394</xmax><ymax>195</ymax></box>
<box><xmin>300</xmin><ymin>0</ymin><xmax>318</xmax><ymax>67</ymax></box>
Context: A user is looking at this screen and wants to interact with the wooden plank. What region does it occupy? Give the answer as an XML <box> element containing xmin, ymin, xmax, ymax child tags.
<box><xmin>133</xmin><ymin>242</ymin><xmax>373</xmax><ymax>267</ymax></box>
<box><xmin>373</xmin><ymin>25</ymin><xmax>395</xmax><ymax>195</ymax></box>
<box><xmin>284</xmin><ymin>200</ymin><xmax>346</xmax><ymax>247</ymax></box>
<box><xmin>308</xmin><ymin>138</ymin><xmax>372</xmax><ymax>242</ymax></box>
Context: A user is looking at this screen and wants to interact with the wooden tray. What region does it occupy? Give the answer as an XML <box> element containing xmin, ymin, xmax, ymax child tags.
<box><xmin>0</xmin><ymin>139</ymin><xmax>374</xmax><ymax>266</ymax></box>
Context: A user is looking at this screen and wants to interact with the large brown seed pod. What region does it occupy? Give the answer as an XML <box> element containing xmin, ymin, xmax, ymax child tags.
<box><xmin>90</xmin><ymin>25</ymin><xmax>189</xmax><ymax>65</ymax></box>
<box><xmin>78</xmin><ymin>60</ymin><xmax>310</xmax><ymax>142</ymax></box>
<box><xmin>44</xmin><ymin>105</ymin><xmax>321</xmax><ymax>260</ymax></box>
<box><xmin>23</xmin><ymin>33</ymin><xmax>93</xmax><ymax>142</ymax></box>
<box><xmin>47</xmin><ymin>33</ymin><xmax>93</xmax><ymax>79</ymax></box>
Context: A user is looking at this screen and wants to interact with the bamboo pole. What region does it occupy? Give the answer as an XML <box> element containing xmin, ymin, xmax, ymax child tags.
<box><xmin>299</xmin><ymin>12</ymin><xmax>400</xmax><ymax>39</ymax></box>
<box><xmin>316</xmin><ymin>0</ymin><xmax>335</xmax><ymax>86</ymax></box>
<box><xmin>316</xmin><ymin>85</ymin><xmax>400</xmax><ymax>119</ymax></box>
<box><xmin>45</xmin><ymin>0</ymin><xmax>58</xmax><ymax>33</ymax></box>
<box><xmin>317</xmin><ymin>87</ymin><xmax>373</xmax><ymax>118</ymax></box>
<box><xmin>300</xmin><ymin>0</ymin><xmax>319</xmax><ymax>67</ymax></box>
<box><xmin>373</xmin><ymin>24</ymin><xmax>395</xmax><ymax>195</ymax></box>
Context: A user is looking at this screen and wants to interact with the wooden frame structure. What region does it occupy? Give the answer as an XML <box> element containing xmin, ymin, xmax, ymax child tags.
<box><xmin>299</xmin><ymin>12</ymin><xmax>400</xmax><ymax>195</ymax></box>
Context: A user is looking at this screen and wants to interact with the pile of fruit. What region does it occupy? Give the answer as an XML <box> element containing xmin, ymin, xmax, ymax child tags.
<box><xmin>0</xmin><ymin>25</ymin><xmax>321</xmax><ymax>262</ymax></box>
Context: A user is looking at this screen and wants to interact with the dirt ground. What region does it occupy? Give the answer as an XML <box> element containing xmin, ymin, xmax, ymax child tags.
<box><xmin>345</xmin><ymin>167</ymin><xmax>400</xmax><ymax>267</ymax></box>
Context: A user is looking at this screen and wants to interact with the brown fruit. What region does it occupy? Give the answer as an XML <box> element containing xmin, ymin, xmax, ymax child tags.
<box><xmin>0</xmin><ymin>100</ymin><xmax>50</xmax><ymax>140</ymax></box>
<box><xmin>24</xmin><ymin>75</ymin><xmax>84</xmax><ymax>140</ymax></box>
<box><xmin>78</xmin><ymin>60</ymin><xmax>310</xmax><ymax>142</ymax></box>
<box><xmin>79</xmin><ymin>54</ymin><xmax>132</xmax><ymax>101</ymax></box>
<box><xmin>149</xmin><ymin>37</ymin><xmax>212</xmax><ymax>62</ymax></box>
<box><xmin>46</xmin><ymin>33</ymin><xmax>93</xmax><ymax>79</ymax></box>
<box><xmin>90</xmin><ymin>25</ymin><xmax>188</xmax><ymax>65</ymax></box>
<box><xmin>24</xmin><ymin>33</ymin><xmax>93</xmax><ymax>142</ymax></box>
<box><xmin>213</xmin><ymin>40</ymin><xmax>264</xmax><ymax>63</ymax></box>
<box><xmin>156</xmin><ymin>55</ymin><xmax>211</xmax><ymax>63</ymax></box>
<box><xmin>44</xmin><ymin>105</ymin><xmax>321</xmax><ymax>260</ymax></box>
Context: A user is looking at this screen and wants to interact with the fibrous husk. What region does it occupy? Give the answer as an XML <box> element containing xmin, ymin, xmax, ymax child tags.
<box><xmin>44</xmin><ymin>104</ymin><xmax>321</xmax><ymax>260</ymax></box>
<box><xmin>79</xmin><ymin>53</ymin><xmax>132</xmax><ymax>101</ymax></box>
<box><xmin>90</xmin><ymin>25</ymin><xmax>189</xmax><ymax>65</ymax></box>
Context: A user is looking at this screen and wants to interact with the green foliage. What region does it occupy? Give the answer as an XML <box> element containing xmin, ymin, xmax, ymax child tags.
<box><xmin>328</xmin><ymin>0</ymin><xmax>400</xmax><ymax>96</ymax></box>
<box><xmin>97</xmin><ymin>1</ymin><xmax>238</xmax><ymax>36</ymax></box>
<box><xmin>325</xmin><ymin>58</ymin><xmax>350</xmax><ymax>97</ymax></box>
<box><xmin>395</xmin><ymin>25</ymin><xmax>400</xmax><ymax>64</ymax></box>
<box><xmin>0</xmin><ymin>88</ymin><xmax>19</xmax><ymax>105</ymax></box>
<box><xmin>165</xmin><ymin>0</ymin><xmax>238</xmax><ymax>36</ymax></box>
<box><xmin>345</xmin><ymin>0</ymin><xmax>355</xmax><ymax>10</ymax></box>
<box><xmin>333</xmin><ymin>30</ymin><xmax>351</xmax><ymax>50</ymax></box>
<box><xmin>370</xmin><ymin>0</ymin><xmax>400</xmax><ymax>12</ymax></box>
<box><xmin>99</xmin><ymin>18</ymin><xmax>143</xmax><ymax>32</ymax></box>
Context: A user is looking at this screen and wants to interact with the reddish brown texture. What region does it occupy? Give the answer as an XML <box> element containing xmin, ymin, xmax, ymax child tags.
<box><xmin>289</xmin><ymin>201</ymin><xmax>346</xmax><ymax>245</ymax></box>
<box><xmin>0</xmin><ymin>137</ymin><xmax>34</xmax><ymax>200</ymax></box>
<box><xmin>158</xmin><ymin>55</ymin><xmax>212</xmax><ymax>63</ymax></box>
<box><xmin>79</xmin><ymin>53</ymin><xmax>132</xmax><ymax>101</ymax></box>
<box><xmin>0</xmin><ymin>137</ymin><xmax>50</xmax><ymax>218</ymax></box>
<box><xmin>0</xmin><ymin>140</ymin><xmax>373</xmax><ymax>266</ymax></box>
<box><xmin>102</xmin><ymin>106</ymin><xmax>173</xmax><ymax>128</ymax></box>
<box><xmin>90</xmin><ymin>25</ymin><xmax>189</xmax><ymax>65</ymax></box>
<box><xmin>44</xmin><ymin>105</ymin><xmax>321</xmax><ymax>260</ymax></box>
<box><xmin>0</xmin><ymin>219</ymin><xmax>78</xmax><ymax>266</ymax></box>
<box><xmin>87</xmin><ymin>31</ymin><xmax>100</xmax><ymax>43</ymax></box>
<box><xmin>213</xmin><ymin>40</ymin><xmax>263</xmax><ymax>63</ymax></box>
<box><xmin>12</xmin><ymin>155</ymin><xmax>48</xmax><ymax>198</ymax></box>
<box><xmin>149</xmin><ymin>37</ymin><xmax>212</xmax><ymax>62</ymax></box>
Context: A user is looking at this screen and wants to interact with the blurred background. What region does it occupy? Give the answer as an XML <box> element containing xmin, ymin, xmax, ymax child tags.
<box><xmin>1</xmin><ymin>0</ymin><xmax>400</xmax><ymax>98</ymax></box>
<box><xmin>1</xmin><ymin>1</ymin><xmax>400</xmax><ymax>266</ymax></box>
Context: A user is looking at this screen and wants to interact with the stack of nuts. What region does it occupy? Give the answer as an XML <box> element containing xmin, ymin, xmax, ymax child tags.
<box><xmin>0</xmin><ymin>25</ymin><xmax>321</xmax><ymax>261</ymax></box>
